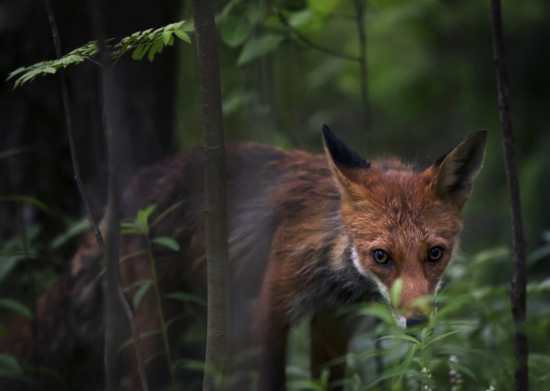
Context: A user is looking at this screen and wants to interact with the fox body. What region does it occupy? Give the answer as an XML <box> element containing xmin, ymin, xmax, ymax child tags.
<box><xmin>105</xmin><ymin>126</ymin><xmax>486</xmax><ymax>390</ymax></box>
<box><xmin>0</xmin><ymin>127</ymin><xmax>486</xmax><ymax>391</ymax></box>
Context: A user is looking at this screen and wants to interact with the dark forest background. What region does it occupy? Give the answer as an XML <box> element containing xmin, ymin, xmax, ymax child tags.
<box><xmin>1</xmin><ymin>0</ymin><xmax>549</xmax><ymax>390</ymax></box>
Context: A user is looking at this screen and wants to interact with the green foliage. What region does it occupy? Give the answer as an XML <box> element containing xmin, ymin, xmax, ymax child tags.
<box><xmin>237</xmin><ymin>34</ymin><xmax>284</xmax><ymax>65</ymax></box>
<box><xmin>0</xmin><ymin>299</ymin><xmax>32</xmax><ymax>318</ymax></box>
<box><xmin>132</xmin><ymin>280</ymin><xmax>153</xmax><ymax>310</ymax></box>
<box><xmin>0</xmin><ymin>225</ymin><xmax>39</xmax><ymax>283</ymax></box>
<box><xmin>50</xmin><ymin>218</ymin><xmax>91</xmax><ymax>249</ymax></box>
<box><xmin>165</xmin><ymin>292</ymin><xmax>206</xmax><ymax>307</ymax></box>
<box><xmin>152</xmin><ymin>237</ymin><xmax>180</xmax><ymax>252</ymax></box>
<box><xmin>0</xmin><ymin>354</ymin><xmax>23</xmax><ymax>377</ymax></box>
<box><xmin>124</xmin><ymin>21</ymin><xmax>193</xmax><ymax>62</ymax></box>
<box><xmin>344</xmin><ymin>244</ymin><xmax>550</xmax><ymax>390</ymax></box>
<box><xmin>282</xmin><ymin>242</ymin><xmax>550</xmax><ymax>391</ymax></box>
<box><xmin>7</xmin><ymin>21</ymin><xmax>193</xmax><ymax>88</ymax></box>
<box><xmin>8</xmin><ymin>41</ymin><xmax>97</xmax><ymax>88</ymax></box>
<box><xmin>121</xmin><ymin>204</ymin><xmax>157</xmax><ymax>235</ymax></box>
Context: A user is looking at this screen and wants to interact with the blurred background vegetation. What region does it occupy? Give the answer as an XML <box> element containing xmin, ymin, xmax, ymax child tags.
<box><xmin>1</xmin><ymin>0</ymin><xmax>549</xmax><ymax>389</ymax></box>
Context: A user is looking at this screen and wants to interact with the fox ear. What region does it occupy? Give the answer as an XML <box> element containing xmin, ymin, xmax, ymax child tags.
<box><xmin>322</xmin><ymin>125</ymin><xmax>370</xmax><ymax>196</ymax></box>
<box><xmin>433</xmin><ymin>131</ymin><xmax>487</xmax><ymax>207</ymax></box>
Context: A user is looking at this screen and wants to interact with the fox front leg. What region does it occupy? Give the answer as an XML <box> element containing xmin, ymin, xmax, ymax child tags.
<box><xmin>254</xmin><ymin>261</ymin><xmax>291</xmax><ymax>391</ymax></box>
<box><xmin>310</xmin><ymin>311</ymin><xmax>354</xmax><ymax>391</ymax></box>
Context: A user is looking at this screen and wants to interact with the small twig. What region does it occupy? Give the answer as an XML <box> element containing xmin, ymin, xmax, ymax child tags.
<box><xmin>43</xmin><ymin>0</ymin><xmax>104</xmax><ymax>248</ymax></box>
<box><xmin>19</xmin><ymin>209</ymin><xmax>37</xmax><ymax>368</ymax></box>
<box><xmin>278</xmin><ymin>12</ymin><xmax>360</xmax><ymax>62</ymax></box>
<box><xmin>488</xmin><ymin>1</ymin><xmax>528</xmax><ymax>390</ymax></box>
<box><xmin>145</xmin><ymin>236</ymin><xmax>175</xmax><ymax>384</ymax></box>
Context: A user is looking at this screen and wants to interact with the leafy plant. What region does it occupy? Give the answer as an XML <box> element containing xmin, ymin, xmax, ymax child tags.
<box><xmin>121</xmin><ymin>204</ymin><xmax>186</xmax><ymax>386</ymax></box>
<box><xmin>7</xmin><ymin>21</ymin><xmax>193</xmax><ymax>88</ymax></box>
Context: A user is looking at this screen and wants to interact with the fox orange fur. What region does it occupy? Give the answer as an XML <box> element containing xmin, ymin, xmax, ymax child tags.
<box><xmin>115</xmin><ymin>126</ymin><xmax>486</xmax><ymax>390</ymax></box>
<box><xmin>0</xmin><ymin>126</ymin><xmax>487</xmax><ymax>391</ymax></box>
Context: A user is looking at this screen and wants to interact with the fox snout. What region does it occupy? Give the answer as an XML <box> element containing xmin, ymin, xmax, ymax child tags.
<box><xmin>391</xmin><ymin>277</ymin><xmax>435</xmax><ymax>328</ymax></box>
<box><xmin>405</xmin><ymin>315</ymin><xmax>428</xmax><ymax>328</ymax></box>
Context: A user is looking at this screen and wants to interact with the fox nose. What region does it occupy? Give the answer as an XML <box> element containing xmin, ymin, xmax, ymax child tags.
<box><xmin>406</xmin><ymin>315</ymin><xmax>428</xmax><ymax>328</ymax></box>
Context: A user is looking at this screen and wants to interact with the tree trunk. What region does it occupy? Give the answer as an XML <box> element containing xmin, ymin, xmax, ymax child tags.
<box><xmin>489</xmin><ymin>1</ymin><xmax>529</xmax><ymax>390</ymax></box>
<box><xmin>191</xmin><ymin>1</ymin><xmax>231</xmax><ymax>390</ymax></box>
<box><xmin>353</xmin><ymin>0</ymin><xmax>369</xmax><ymax>134</ymax></box>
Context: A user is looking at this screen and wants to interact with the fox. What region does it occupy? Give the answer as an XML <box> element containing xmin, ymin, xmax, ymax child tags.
<box><xmin>113</xmin><ymin>125</ymin><xmax>486</xmax><ymax>391</ymax></box>
<box><xmin>0</xmin><ymin>126</ymin><xmax>487</xmax><ymax>391</ymax></box>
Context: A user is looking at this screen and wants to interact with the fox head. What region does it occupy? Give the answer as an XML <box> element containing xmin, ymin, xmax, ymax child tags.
<box><xmin>322</xmin><ymin>125</ymin><xmax>487</xmax><ymax>327</ymax></box>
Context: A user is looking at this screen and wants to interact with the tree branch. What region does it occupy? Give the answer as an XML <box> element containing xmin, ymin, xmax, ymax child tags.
<box><xmin>488</xmin><ymin>2</ymin><xmax>528</xmax><ymax>390</ymax></box>
<box><xmin>278</xmin><ymin>12</ymin><xmax>360</xmax><ymax>62</ymax></box>
<box><xmin>43</xmin><ymin>0</ymin><xmax>104</xmax><ymax>248</ymax></box>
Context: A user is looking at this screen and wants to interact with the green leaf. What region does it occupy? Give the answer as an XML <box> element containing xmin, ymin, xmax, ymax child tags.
<box><xmin>0</xmin><ymin>299</ymin><xmax>32</xmax><ymax>318</ymax></box>
<box><xmin>471</xmin><ymin>246</ymin><xmax>510</xmax><ymax>265</ymax></box>
<box><xmin>174</xmin><ymin>28</ymin><xmax>191</xmax><ymax>44</ymax></box>
<box><xmin>0</xmin><ymin>195</ymin><xmax>56</xmax><ymax>217</ymax></box>
<box><xmin>379</xmin><ymin>333</ymin><xmax>420</xmax><ymax>345</ymax></box>
<box><xmin>133</xmin><ymin>280</ymin><xmax>153</xmax><ymax>310</ymax></box>
<box><xmin>0</xmin><ymin>255</ymin><xmax>26</xmax><ymax>283</ymax></box>
<box><xmin>132</xmin><ymin>44</ymin><xmax>149</xmax><ymax>61</ymax></box>
<box><xmin>51</xmin><ymin>218</ymin><xmax>91</xmax><ymax>249</ymax></box>
<box><xmin>220</xmin><ymin>14</ymin><xmax>254</xmax><ymax>48</ymax></box>
<box><xmin>165</xmin><ymin>292</ymin><xmax>206</xmax><ymax>307</ymax></box>
<box><xmin>222</xmin><ymin>89</ymin><xmax>255</xmax><ymax>115</ymax></box>
<box><xmin>0</xmin><ymin>354</ymin><xmax>23</xmax><ymax>377</ymax></box>
<box><xmin>120</xmin><ymin>222</ymin><xmax>145</xmax><ymax>235</ymax></box>
<box><xmin>365</xmin><ymin>365</ymin><xmax>413</xmax><ymax>389</ymax></box>
<box><xmin>237</xmin><ymin>34</ymin><xmax>283</xmax><ymax>65</ymax></box>
<box><xmin>246</xmin><ymin>3</ymin><xmax>265</xmax><ymax>25</ymax></box>
<box><xmin>162</xmin><ymin>30</ymin><xmax>172</xmax><ymax>45</ymax></box>
<box><xmin>390</xmin><ymin>278</ymin><xmax>403</xmax><ymax>307</ymax></box>
<box><xmin>0</xmin><ymin>299</ymin><xmax>32</xmax><ymax>319</ymax></box>
<box><xmin>137</xmin><ymin>204</ymin><xmax>157</xmax><ymax>230</ymax></box>
<box><xmin>288</xmin><ymin>9</ymin><xmax>312</xmax><ymax>28</ymax></box>
<box><xmin>147</xmin><ymin>42</ymin><xmax>159</xmax><ymax>62</ymax></box>
<box><xmin>423</xmin><ymin>330</ymin><xmax>461</xmax><ymax>349</ymax></box>
<box><xmin>359</xmin><ymin>303</ymin><xmax>395</xmax><ymax>325</ymax></box>
<box><xmin>152</xmin><ymin>237</ymin><xmax>180</xmax><ymax>252</ymax></box>
<box><xmin>307</xmin><ymin>0</ymin><xmax>342</xmax><ymax>16</ymax></box>
<box><xmin>173</xmin><ymin>358</ymin><xmax>206</xmax><ymax>373</ymax></box>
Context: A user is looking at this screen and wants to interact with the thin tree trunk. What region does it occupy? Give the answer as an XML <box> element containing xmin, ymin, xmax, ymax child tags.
<box><xmin>191</xmin><ymin>1</ymin><xmax>230</xmax><ymax>390</ymax></box>
<box><xmin>42</xmin><ymin>0</ymin><xmax>105</xmax><ymax>248</ymax></box>
<box><xmin>488</xmin><ymin>2</ymin><xmax>528</xmax><ymax>390</ymax></box>
<box><xmin>353</xmin><ymin>0</ymin><xmax>369</xmax><ymax>133</ymax></box>
<box><xmin>89</xmin><ymin>5</ymin><xmax>123</xmax><ymax>389</ymax></box>
<box><xmin>89</xmin><ymin>3</ymin><xmax>149</xmax><ymax>391</ymax></box>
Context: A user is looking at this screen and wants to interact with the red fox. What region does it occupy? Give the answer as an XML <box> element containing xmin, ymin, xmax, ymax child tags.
<box><xmin>113</xmin><ymin>125</ymin><xmax>486</xmax><ymax>390</ymax></box>
<box><xmin>0</xmin><ymin>126</ymin><xmax>487</xmax><ymax>391</ymax></box>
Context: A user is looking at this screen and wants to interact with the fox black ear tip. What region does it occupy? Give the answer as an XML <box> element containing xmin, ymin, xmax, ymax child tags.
<box><xmin>321</xmin><ymin>124</ymin><xmax>335</xmax><ymax>145</ymax></box>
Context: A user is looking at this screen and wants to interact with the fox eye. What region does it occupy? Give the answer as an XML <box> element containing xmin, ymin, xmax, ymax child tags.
<box><xmin>372</xmin><ymin>249</ymin><xmax>390</xmax><ymax>265</ymax></box>
<box><xmin>428</xmin><ymin>246</ymin><xmax>444</xmax><ymax>262</ymax></box>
